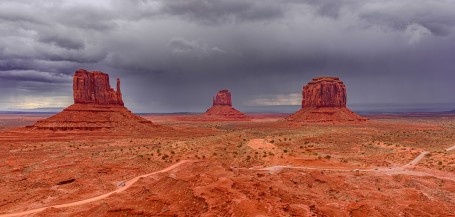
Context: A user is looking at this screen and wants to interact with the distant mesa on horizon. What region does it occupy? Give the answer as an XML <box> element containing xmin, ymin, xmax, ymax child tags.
<box><xmin>287</xmin><ymin>77</ymin><xmax>367</xmax><ymax>123</ymax></box>
<box><xmin>202</xmin><ymin>89</ymin><xmax>249</xmax><ymax>120</ymax></box>
<box><xmin>27</xmin><ymin>69</ymin><xmax>157</xmax><ymax>132</ymax></box>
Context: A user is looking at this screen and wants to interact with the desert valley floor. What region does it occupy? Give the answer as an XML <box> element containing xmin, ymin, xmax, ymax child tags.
<box><xmin>1</xmin><ymin>114</ymin><xmax>455</xmax><ymax>216</ymax></box>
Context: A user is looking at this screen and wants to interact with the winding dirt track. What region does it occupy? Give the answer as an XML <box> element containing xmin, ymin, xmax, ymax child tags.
<box><xmin>245</xmin><ymin>150</ymin><xmax>455</xmax><ymax>182</ymax></box>
<box><xmin>402</xmin><ymin>151</ymin><xmax>429</xmax><ymax>168</ymax></box>
<box><xmin>446</xmin><ymin>144</ymin><xmax>455</xmax><ymax>151</ymax></box>
<box><xmin>250</xmin><ymin>151</ymin><xmax>430</xmax><ymax>172</ymax></box>
<box><xmin>0</xmin><ymin>160</ymin><xmax>195</xmax><ymax>217</ymax></box>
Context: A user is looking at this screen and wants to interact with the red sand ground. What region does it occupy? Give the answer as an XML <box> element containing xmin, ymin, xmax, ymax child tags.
<box><xmin>0</xmin><ymin>114</ymin><xmax>455</xmax><ymax>216</ymax></box>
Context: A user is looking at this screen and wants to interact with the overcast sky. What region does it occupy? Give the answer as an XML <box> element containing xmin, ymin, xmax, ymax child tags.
<box><xmin>1</xmin><ymin>0</ymin><xmax>454</xmax><ymax>113</ymax></box>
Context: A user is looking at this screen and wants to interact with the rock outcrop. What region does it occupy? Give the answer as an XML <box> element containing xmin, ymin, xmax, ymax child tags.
<box><xmin>28</xmin><ymin>69</ymin><xmax>156</xmax><ymax>132</ymax></box>
<box><xmin>203</xmin><ymin>90</ymin><xmax>249</xmax><ymax>120</ymax></box>
<box><xmin>287</xmin><ymin>77</ymin><xmax>366</xmax><ymax>123</ymax></box>
<box><xmin>212</xmin><ymin>90</ymin><xmax>232</xmax><ymax>106</ymax></box>
<box><xmin>73</xmin><ymin>69</ymin><xmax>124</xmax><ymax>106</ymax></box>
<box><xmin>302</xmin><ymin>77</ymin><xmax>346</xmax><ymax>108</ymax></box>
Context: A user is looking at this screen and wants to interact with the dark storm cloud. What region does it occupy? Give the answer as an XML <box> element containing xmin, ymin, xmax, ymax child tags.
<box><xmin>0</xmin><ymin>0</ymin><xmax>454</xmax><ymax>112</ymax></box>
<box><xmin>161</xmin><ymin>0</ymin><xmax>287</xmax><ymax>24</ymax></box>
<box><xmin>37</xmin><ymin>32</ymin><xmax>86</xmax><ymax>50</ymax></box>
<box><xmin>168</xmin><ymin>37</ymin><xmax>228</xmax><ymax>56</ymax></box>
<box><xmin>300</xmin><ymin>0</ymin><xmax>455</xmax><ymax>36</ymax></box>
<box><xmin>0</xmin><ymin>70</ymin><xmax>71</xmax><ymax>83</ymax></box>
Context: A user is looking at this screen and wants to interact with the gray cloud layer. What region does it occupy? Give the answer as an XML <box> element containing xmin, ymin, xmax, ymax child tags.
<box><xmin>0</xmin><ymin>0</ymin><xmax>454</xmax><ymax>112</ymax></box>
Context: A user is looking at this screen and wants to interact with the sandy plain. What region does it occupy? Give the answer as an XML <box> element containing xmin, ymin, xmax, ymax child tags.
<box><xmin>0</xmin><ymin>113</ymin><xmax>455</xmax><ymax>216</ymax></box>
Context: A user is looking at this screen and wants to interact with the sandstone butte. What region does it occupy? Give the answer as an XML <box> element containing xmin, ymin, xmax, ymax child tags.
<box><xmin>203</xmin><ymin>89</ymin><xmax>249</xmax><ymax>120</ymax></box>
<box><xmin>28</xmin><ymin>69</ymin><xmax>155</xmax><ymax>132</ymax></box>
<box><xmin>73</xmin><ymin>70</ymin><xmax>124</xmax><ymax>106</ymax></box>
<box><xmin>286</xmin><ymin>77</ymin><xmax>367</xmax><ymax>123</ymax></box>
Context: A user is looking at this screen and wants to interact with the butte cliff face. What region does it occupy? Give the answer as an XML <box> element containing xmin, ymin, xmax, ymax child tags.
<box><xmin>28</xmin><ymin>69</ymin><xmax>156</xmax><ymax>132</ymax></box>
<box><xmin>212</xmin><ymin>90</ymin><xmax>232</xmax><ymax>106</ymax></box>
<box><xmin>302</xmin><ymin>77</ymin><xmax>346</xmax><ymax>108</ymax></box>
<box><xmin>203</xmin><ymin>89</ymin><xmax>249</xmax><ymax>120</ymax></box>
<box><xmin>73</xmin><ymin>69</ymin><xmax>124</xmax><ymax>106</ymax></box>
<box><xmin>287</xmin><ymin>77</ymin><xmax>366</xmax><ymax>123</ymax></box>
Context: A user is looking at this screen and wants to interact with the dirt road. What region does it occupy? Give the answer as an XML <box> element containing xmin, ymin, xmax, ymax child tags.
<box><xmin>0</xmin><ymin>160</ymin><xmax>194</xmax><ymax>217</ymax></box>
<box><xmin>402</xmin><ymin>151</ymin><xmax>429</xmax><ymax>168</ymax></box>
<box><xmin>446</xmin><ymin>144</ymin><xmax>455</xmax><ymax>151</ymax></box>
<box><xmin>243</xmin><ymin>150</ymin><xmax>455</xmax><ymax>182</ymax></box>
<box><xmin>1</xmin><ymin>148</ymin><xmax>452</xmax><ymax>217</ymax></box>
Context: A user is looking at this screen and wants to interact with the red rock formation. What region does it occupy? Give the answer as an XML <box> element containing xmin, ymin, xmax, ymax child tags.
<box><xmin>116</xmin><ymin>78</ymin><xmax>124</xmax><ymax>106</ymax></box>
<box><xmin>28</xmin><ymin>69</ymin><xmax>157</xmax><ymax>132</ymax></box>
<box><xmin>213</xmin><ymin>90</ymin><xmax>232</xmax><ymax>106</ymax></box>
<box><xmin>287</xmin><ymin>77</ymin><xmax>366</xmax><ymax>123</ymax></box>
<box><xmin>29</xmin><ymin>104</ymin><xmax>155</xmax><ymax>132</ymax></box>
<box><xmin>73</xmin><ymin>69</ymin><xmax>124</xmax><ymax>106</ymax></box>
<box><xmin>302</xmin><ymin>77</ymin><xmax>346</xmax><ymax>108</ymax></box>
<box><xmin>203</xmin><ymin>90</ymin><xmax>249</xmax><ymax>120</ymax></box>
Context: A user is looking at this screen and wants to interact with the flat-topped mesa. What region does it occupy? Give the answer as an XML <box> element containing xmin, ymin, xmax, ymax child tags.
<box><xmin>73</xmin><ymin>69</ymin><xmax>124</xmax><ymax>106</ymax></box>
<box><xmin>213</xmin><ymin>89</ymin><xmax>232</xmax><ymax>106</ymax></box>
<box><xmin>302</xmin><ymin>77</ymin><xmax>346</xmax><ymax>108</ymax></box>
<box><xmin>287</xmin><ymin>76</ymin><xmax>366</xmax><ymax>123</ymax></box>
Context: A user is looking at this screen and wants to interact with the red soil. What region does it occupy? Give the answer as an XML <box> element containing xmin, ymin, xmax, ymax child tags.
<box><xmin>1</xmin><ymin>114</ymin><xmax>455</xmax><ymax>216</ymax></box>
